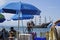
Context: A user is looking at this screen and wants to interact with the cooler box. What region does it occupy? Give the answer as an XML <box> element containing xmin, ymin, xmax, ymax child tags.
<box><xmin>19</xmin><ymin>34</ymin><xmax>32</xmax><ymax>40</ymax></box>
<box><xmin>34</xmin><ymin>37</ymin><xmax>46</xmax><ymax>40</ymax></box>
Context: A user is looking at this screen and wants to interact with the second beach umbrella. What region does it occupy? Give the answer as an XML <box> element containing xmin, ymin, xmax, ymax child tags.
<box><xmin>11</xmin><ymin>14</ymin><xmax>34</xmax><ymax>20</ymax></box>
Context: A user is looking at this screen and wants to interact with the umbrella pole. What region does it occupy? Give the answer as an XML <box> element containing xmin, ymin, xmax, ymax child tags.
<box><xmin>22</xmin><ymin>20</ymin><xmax>24</xmax><ymax>33</ymax></box>
<box><xmin>18</xmin><ymin>12</ymin><xmax>20</xmax><ymax>40</ymax></box>
<box><xmin>35</xmin><ymin>16</ymin><xmax>36</xmax><ymax>25</ymax></box>
<box><xmin>18</xmin><ymin>19</ymin><xmax>20</xmax><ymax>40</ymax></box>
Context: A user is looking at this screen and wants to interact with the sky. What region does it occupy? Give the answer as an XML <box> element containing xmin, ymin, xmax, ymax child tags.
<box><xmin>0</xmin><ymin>0</ymin><xmax>60</xmax><ymax>27</ymax></box>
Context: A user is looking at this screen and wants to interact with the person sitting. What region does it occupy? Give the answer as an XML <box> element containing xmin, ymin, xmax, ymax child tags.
<box><xmin>27</xmin><ymin>22</ymin><xmax>34</xmax><ymax>33</ymax></box>
<box><xmin>9</xmin><ymin>27</ymin><xmax>16</xmax><ymax>38</ymax></box>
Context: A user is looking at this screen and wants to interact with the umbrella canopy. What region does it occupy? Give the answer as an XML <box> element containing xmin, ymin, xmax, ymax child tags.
<box><xmin>56</xmin><ymin>22</ymin><xmax>60</xmax><ymax>26</ymax></box>
<box><xmin>2</xmin><ymin>2</ymin><xmax>41</xmax><ymax>15</ymax></box>
<box><xmin>54</xmin><ymin>20</ymin><xmax>60</xmax><ymax>26</ymax></box>
<box><xmin>11</xmin><ymin>14</ymin><xmax>34</xmax><ymax>20</ymax></box>
<box><xmin>0</xmin><ymin>9</ymin><xmax>2</xmax><ymax>13</ymax></box>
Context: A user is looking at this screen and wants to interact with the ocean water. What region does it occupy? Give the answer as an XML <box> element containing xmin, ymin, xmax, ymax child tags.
<box><xmin>0</xmin><ymin>26</ymin><xmax>51</xmax><ymax>37</ymax></box>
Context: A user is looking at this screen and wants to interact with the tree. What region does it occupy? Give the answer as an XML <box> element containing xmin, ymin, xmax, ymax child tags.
<box><xmin>0</xmin><ymin>14</ymin><xmax>5</xmax><ymax>23</ymax></box>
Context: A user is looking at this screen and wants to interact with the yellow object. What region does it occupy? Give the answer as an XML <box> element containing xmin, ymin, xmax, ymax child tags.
<box><xmin>46</xmin><ymin>32</ymin><xmax>49</xmax><ymax>40</ymax></box>
<box><xmin>49</xmin><ymin>25</ymin><xmax>56</xmax><ymax>40</ymax></box>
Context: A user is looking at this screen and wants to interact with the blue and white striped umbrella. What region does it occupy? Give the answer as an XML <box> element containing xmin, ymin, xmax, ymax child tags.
<box><xmin>11</xmin><ymin>14</ymin><xmax>34</xmax><ymax>20</ymax></box>
<box><xmin>2</xmin><ymin>2</ymin><xmax>41</xmax><ymax>15</ymax></box>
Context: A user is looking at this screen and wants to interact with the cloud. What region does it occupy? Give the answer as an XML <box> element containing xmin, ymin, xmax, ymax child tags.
<box><xmin>0</xmin><ymin>0</ymin><xmax>6</xmax><ymax>8</ymax></box>
<box><xmin>0</xmin><ymin>0</ymin><xmax>21</xmax><ymax>9</ymax></box>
